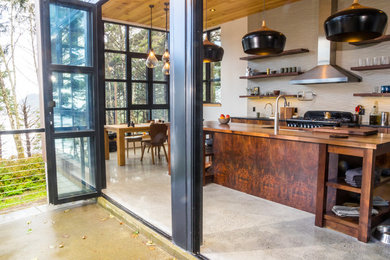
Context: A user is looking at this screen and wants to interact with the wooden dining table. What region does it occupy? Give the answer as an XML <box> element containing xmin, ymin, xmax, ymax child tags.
<box><xmin>104</xmin><ymin>123</ymin><xmax>170</xmax><ymax>167</ymax></box>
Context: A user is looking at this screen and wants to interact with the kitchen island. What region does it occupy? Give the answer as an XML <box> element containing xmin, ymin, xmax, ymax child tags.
<box><xmin>203</xmin><ymin>121</ymin><xmax>390</xmax><ymax>242</ymax></box>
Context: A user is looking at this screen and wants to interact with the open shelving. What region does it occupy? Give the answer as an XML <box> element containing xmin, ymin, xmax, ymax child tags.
<box><xmin>351</xmin><ymin>64</ymin><xmax>390</xmax><ymax>71</ymax></box>
<box><xmin>239</xmin><ymin>94</ymin><xmax>297</xmax><ymax>99</ymax></box>
<box><xmin>239</xmin><ymin>48</ymin><xmax>309</xmax><ymax>61</ymax></box>
<box><xmin>240</xmin><ymin>72</ymin><xmax>302</xmax><ymax>80</ymax></box>
<box><xmin>353</xmin><ymin>93</ymin><xmax>390</xmax><ymax>97</ymax></box>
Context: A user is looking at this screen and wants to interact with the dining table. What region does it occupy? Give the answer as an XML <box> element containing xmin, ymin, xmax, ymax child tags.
<box><xmin>104</xmin><ymin>123</ymin><xmax>170</xmax><ymax>167</ymax></box>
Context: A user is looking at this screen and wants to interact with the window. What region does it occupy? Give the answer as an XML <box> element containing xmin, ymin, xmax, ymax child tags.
<box><xmin>203</xmin><ymin>28</ymin><xmax>221</xmax><ymax>104</ymax></box>
<box><xmin>104</xmin><ymin>22</ymin><xmax>170</xmax><ymax>124</ymax></box>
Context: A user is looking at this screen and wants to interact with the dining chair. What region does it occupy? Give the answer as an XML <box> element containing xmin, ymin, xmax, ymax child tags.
<box><xmin>125</xmin><ymin>133</ymin><xmax>143</xmax><ymax>156</ymax></box>
<box><xmin>140</xmin><ymin>123</ymin><xmax>168</xmax><ymax>164</ymax></box>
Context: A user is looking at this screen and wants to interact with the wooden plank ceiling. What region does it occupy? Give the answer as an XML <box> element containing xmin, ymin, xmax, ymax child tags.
<box><xmin>102</xmin><ymin>0</ymin><xmax>302</xmax><ymax>29</ymax></box>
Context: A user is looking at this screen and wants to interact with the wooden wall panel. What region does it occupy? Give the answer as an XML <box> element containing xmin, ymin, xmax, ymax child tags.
<box><xmin>211</xmin><ymin>132</ymin><xmax>320</xmax><ymax>213</ymax></box>
<box><xmin>102</xmin><ymin>0</ymin><xmax>302</xmax><ymax>29</ymax></box>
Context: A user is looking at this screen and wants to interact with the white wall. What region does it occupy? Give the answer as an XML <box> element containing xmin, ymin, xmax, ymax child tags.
<box><xmin>203</xmin><ymin>17</ymin><xmax>248</xmax><ymax>121</ymax></box>
<box><xmin>245</xmin><ymin>0</ymin><xmax>390</xmax><ymax>123</ymax></box>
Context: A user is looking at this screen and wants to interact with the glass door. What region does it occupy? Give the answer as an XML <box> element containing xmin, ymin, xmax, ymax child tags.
<box><xmin>39</xmin><ymin>0</ymin><xmax>102</xmax><ymax>204</ymax></box>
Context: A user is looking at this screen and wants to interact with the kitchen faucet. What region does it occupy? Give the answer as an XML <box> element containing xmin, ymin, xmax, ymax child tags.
<box><xmin>274</xmin><ymin>95</ymin><xmax>288</xmax><ymax>135</ymax></box>
<box><xmin>264</xmin><ymin>103</ymin><xmax>274</xmax><ymax>118</ymax></box>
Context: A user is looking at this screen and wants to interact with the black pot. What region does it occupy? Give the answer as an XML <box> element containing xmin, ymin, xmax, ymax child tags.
<box><xmin>203</xmin><ymin>39</ymin><xmax>224</xmax><ymax>63</ymax></box>
<box><xmin>324</xmin><ymin>2</ymin><xmax>387</xmax><ymax>42</ymax></box>
<box><xmin>242</xmin><ymin>21</ymin><xmax>286</xmax><ymax>55</ymax></box>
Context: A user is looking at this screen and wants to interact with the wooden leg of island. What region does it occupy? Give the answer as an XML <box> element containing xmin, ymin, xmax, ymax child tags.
<box><xmin>358</xmin><ymin>149</ymin><xmax>376</xmax><ymax>243</ymax></box>
<box><xmin>315</xmin><ymin>144</ymin><xmax>328</xmax><ymax>227</ymax></box>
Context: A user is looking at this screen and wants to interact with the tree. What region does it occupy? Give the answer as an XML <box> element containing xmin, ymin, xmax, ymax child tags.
<box><xmin>20</xmin><ymin>96</ymin><xmax>39</xmax><ymax>157</ymax></box>
<box><xmin>0</xmin><ymin>0</ymin><xmax>38</xmax><ymax>158</ymax></box>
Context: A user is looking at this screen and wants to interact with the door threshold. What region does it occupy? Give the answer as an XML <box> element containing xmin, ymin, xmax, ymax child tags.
<box><xmin>98</xmin><ymin>195</ymin><xmax>209</xmax><ymax>260</ymax></box>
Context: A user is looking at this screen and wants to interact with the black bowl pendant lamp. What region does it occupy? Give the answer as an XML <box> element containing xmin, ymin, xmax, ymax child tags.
<box><xmin>241</xmin><ymin>0</ymin><xmax>286</xmax><ymax>55</ymax></box>
<box><xmin>324</xmin><ymin>0</ymin><xmax>388</xmax><ymax>42</ymax></box>
<box><xmin>146</xmin><ymin>5</ymin><xmax>158</xmax><ymax>68</ymax></box>
<box><xmin>203</xmin><ymin>0</ymin><xmax>224</xmax><ymax>63</ymax></box>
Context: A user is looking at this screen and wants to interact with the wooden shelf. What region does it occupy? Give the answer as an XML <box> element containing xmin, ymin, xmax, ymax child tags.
<box><xmin>326</xmin><ymin>176</ymin><xmax>390</xmax><ymax>194</ymax></box>
<box><xmin>240</xmin><ymin>48</ymin><xmax>309</xmax><ymax>61</ymax></box>
<box><xmin>239</xmin><ymin>94</ymin><xmax>297</xmax><ymax>99</ymax></box>
<box><xmin>349</xmin><ymin>35</ymin><xmax>390</xmax><ymax>46</ymax></box>
<box><xmin>351</xmin><ymin>64</ymin><xmax>390</xmax><ymax>71</ymax></box>
<box><xmin>353</xmin><ymin>93</ymin><xmax>390</xmax><ymax>97</ymax></box>
<box><xmin>240</xmin><ymin>72</ymin><xmax>302</xmax><ymax>80</ymax></box>
<box><xmin>327</xmin><ymin>178</ymin><xmax>361</xmax><ymax>194</ymax></box>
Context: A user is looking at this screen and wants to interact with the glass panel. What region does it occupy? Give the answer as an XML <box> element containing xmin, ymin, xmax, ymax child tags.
<box><xmin>153</xmin><ymin>61</ymin><xmax>166</xmax><ymax>81</ymax></box>
<box><xmin>105</xmin><ymin>52</ymin><xmax>126</xmax><ymax>80</ymax></box>
<box><xmin>203</xmin><ymin>82</ymin><xmax>207</xmax><ymax>102</ymax></box>
<box><xmin>211</xmin><ymin>62</ymin><xmax>221</xmax><ymax>80</ymax></box>
<box><xmin>131</xmin><ymin>58</ymin><xmax>147</xmax><ymax>80</ymax></box>
<box><xmin>105</xmin><ymin>82</ymin><xmax>126</xmax><ymax>108</ymax></box>
<box><xmin>106</xmin><ymin>110</ymin><xmax>127</xmax><ymax>125</ymax></box>
<box><xmin>129</xmin><ymin>27</ymin><xmax>148</xmax><ymax>53</ymax></box>
<box><xmin>52</xmin><ymin>72</ymin><xmax>91</xmax><ymax>131</ymax></box>
<box><xmin>211</xmin><ymin>81</ymin><xmax>221</xmax><ymax>104</ymax></box>
<box><xmin>210</xmin><ymin>29</ymin><xmax>221</xmax><ymax>46</ymax></box>
<box><xmin>203</xmin><ymin>63</ymin><xmax>206</xmax><ymax>81</ymax></box>
<box><xmin>104</xmin><ymin>23</ymin><xmax>126</xmax><ymax>51</ymax></box>
<box><xmin>132</xmin><ymin>83</ymin><xmax>148</xmax><ymax>105</ymax></box>
<box><xmin>130</xmin><ymin>110</ymin><xmax>150</xmax><ymax>124</ymax></box>
<box><xmin>55</xmin><ymin>137</ymin><xmax>96</xmax><ymax>199</ymax></box>
<box><xmin>151</xmin><ymin>31</ymin><xmax>166</xmax><ymax>55</ymax></box>
<box><xmin>50</xmin><ymin>4</ymin><xmax>91</xmax><ymax>66</ymax></box>
<box><xmin>153</xmin><ymin>84</ymin><xmax>167</xmax><ymax>105</ymax></box>
<box><xmin>152</xmin><ymin>109</ymin><xmax>168</xmax><ymax>122</ymax></box>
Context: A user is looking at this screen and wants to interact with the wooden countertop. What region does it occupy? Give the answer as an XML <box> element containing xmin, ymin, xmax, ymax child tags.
<box><xmin>203</xmin><ymin>121</ymin><xmax>390</xmax><ymax>150</ymax></box>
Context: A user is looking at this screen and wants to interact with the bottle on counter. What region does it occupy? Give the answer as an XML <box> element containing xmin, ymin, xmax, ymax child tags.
<box><xmin>369</xmin><ymin>105</ymin><xmax>381</xmax><ymax>125</ymax></box>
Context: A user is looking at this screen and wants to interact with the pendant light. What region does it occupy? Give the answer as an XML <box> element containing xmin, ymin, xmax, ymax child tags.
<box><xmin>203</xmin><ymin>0</ymin><xmax>224</xmax><ymax>63</ymax></box>
<box><xmin>162</xmin><ymin>2</ymin><xmax>170</xmax><ymax>75</ymax></box>
<box><xmin>146</xmin><ymin>5</ymin><xmax>158</xmax><ymax>68</ymax></box>
<box><xmin>324</xmin><ymin>0</ymin><xmax>387</xmax><ymax>43</ymax></box>
<box><xmin>241</xmin><ymin>0</ymin><xmax>286</xmax><ymax>55</ymax></box>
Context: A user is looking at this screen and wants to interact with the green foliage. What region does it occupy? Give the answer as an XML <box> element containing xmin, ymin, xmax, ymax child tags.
<box><xmin>0</xmin><ymin>156</ymin><xmax>46</xmax><ymax>210</ymax></box>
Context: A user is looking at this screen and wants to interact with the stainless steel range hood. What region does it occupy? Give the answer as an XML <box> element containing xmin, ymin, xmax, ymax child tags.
<box><xmin>290</xmin><ymin>0</ymin><xmax>362</xmax><ymax>85</ymax></box>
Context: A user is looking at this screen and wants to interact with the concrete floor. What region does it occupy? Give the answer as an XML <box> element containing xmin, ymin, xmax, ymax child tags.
<box><xmin>104</xmin><ymin>148</ymin><xmax>390</xmax><ymax>259</ymax></box>
<box><xmin>104</xmin><ymin>148</ymin><xmax>172</xmax><ymax>235</ymax></box>
<box><xmin>0</xmin><ymin>201</ymin><xmax>174</xmax><ymax>260</ymax></box>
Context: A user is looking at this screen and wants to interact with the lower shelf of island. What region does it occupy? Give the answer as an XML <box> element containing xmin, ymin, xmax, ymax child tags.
<box><xmin>324</xmin><ymin>206</ymin><xmax>390</xmax><ymax>239</ymax></box>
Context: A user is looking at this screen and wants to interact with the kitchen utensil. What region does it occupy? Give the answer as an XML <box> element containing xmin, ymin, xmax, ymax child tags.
<box><xmin>273</xmin><ymin>90</ymin><xmax>280</xmax><ymax>95</ymax></box>
<box><xmin>280</xmin><ymin>107</ymin><xmax>295</xmax><ymax>120</ymax></box>
<box><xmin>381</xmin><ymin>112</ymin><xmax>389</xmax><ymax>126</ymax></box>
<box><xmin>373</xmin><ymin>225</ymin><xmax>390</xmax><ymax>245</ymax></box>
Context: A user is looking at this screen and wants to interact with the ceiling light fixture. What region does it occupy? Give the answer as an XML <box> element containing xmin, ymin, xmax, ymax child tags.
<box><xmin>324</xmin><ymin>0</ymin><xmax>387</xmax><ymax>42</ymax></box>
<box><xmin>146</xmin><ymin>5</ymin><xmax>158</xmax><ymax>68</ymax></box>
<box><xmin>162</xmin><ymin>2</ymin><xmax>170</xmax><ymax>75</ymax></box>
<box><xmin>203</xmin><ymin>0</ymin><xmax>224</xmax><ymax>63</ymax></box>
<box><xmin>241</xmin><ymin>0</ymin><xmax>286</xmax><ymax>55</ymax></box>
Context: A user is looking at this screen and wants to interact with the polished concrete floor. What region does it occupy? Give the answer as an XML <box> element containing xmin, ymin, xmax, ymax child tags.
<box><xmin>104</xmin><ymin>148</ymin><xmax>390</xmax><ymax>260</ymax></box>
<box><xmin>0</xmin><ymin>201</ymin><xmax>174</xmax><ymax>260</ymax></box>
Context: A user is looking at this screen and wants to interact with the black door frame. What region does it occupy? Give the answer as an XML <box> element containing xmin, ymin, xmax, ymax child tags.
<box><xmin>169</xmin><ymin>0</ymin><xmax>203</xmax><ymax>253</ymax></box>
<box><xmin>87</xmin><ymin>0</ymin><xmax>203</xmax><ymax>253</ymax></box>
<box><xmin>39</xmin><ymin>0</ymin><xmax>104</xmax><ymax>204</ymax></box>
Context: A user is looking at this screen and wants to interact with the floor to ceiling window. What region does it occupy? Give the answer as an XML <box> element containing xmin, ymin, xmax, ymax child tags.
<box><xmin>203</xmin><ymin>27</ymin><xmax>221</xmax><ymax>104</ymax></box>
<box><xmin>104</xmin><ymin>22</ymin><xmax>169</xmax><ymax>124</ymax></box>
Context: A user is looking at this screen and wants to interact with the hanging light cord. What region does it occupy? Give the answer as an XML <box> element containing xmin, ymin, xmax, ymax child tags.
<box><xmin>205</xmin><ymin>0</ymin><xmax>208</xmax><ymax>32</ymax></box>
<box><xmin>150</xmin><ymin>5</ymin><xmax>153</xmax><ymax>30</ymax></box>
<box><xmin>165</xmin><ymin>3</ymin><xmax>169</xmax><ymax>43</ymax></box>
<box><xmin>263</xmin><ymin>0</ymin><xmax>266</xmax><ymax>23</ymax></box>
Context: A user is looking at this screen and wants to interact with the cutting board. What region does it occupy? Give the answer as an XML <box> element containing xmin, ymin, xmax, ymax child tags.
<box><xmin>308</xmin><ymin>127</ymin><xmax>378</xmax><ymax>136</ymax></box>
